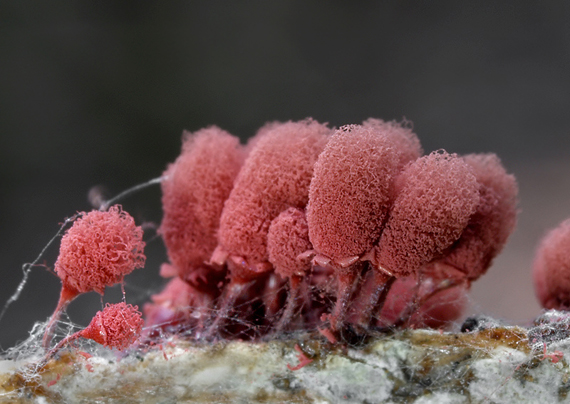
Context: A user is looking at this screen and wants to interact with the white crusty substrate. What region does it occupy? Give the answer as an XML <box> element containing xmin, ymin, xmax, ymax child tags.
<box><xmin>3</xmin><ymin>312</ymin><xmax>570</xmax><ymax>404</ymax></box>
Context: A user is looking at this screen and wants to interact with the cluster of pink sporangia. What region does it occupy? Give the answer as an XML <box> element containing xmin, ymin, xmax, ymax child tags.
<box><xmin>144</xmin><ymin>118</ymin><xmax>519</xmax><ymax>340</ymax></box>
<box><xmin>42</xmin><ymin>205</ymin><xmax>145</xmax><ymax>355</ymax></box>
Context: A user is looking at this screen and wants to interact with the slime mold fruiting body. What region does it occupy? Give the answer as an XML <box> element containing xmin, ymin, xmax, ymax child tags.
<box><xmin>147</xmin><ymin>118</ymin><xmax>519</xmax><ymax>341</ymax></box>
<box><xmin>43</xmin><ymin>205</ymin><xmax>145</xmax><ymax>348</ymax></box>
<box><xmin>353</xmin><ymin>150</ymin><xmax>480</xmax><ymax>329</ymax></box>
<box><xmin>158</xmin><ymin>126</ymin><xmax>246</xmax><ymax>330</ymax></box>
<box><xmin>306</xmin><ymin>123</ymin><xmax>406</xmax><ymax>331</ymax></box>
<box><xmin>45</xmin><ymin>302</ymin><xmax>143</xmax><ymax>362</ymax></box>
<box><xmin>441</xmin><ymin>153</ymin><xmax>519</xmax><ymax>282</ymax></box>
<box><xmin>533</xmin><ymin>219</ymin><xmax>570</xmax><ymax>310</ymax></box>
<box><xmin>207</xmin><ymin>119</ymin><xmax>330</xmax><ymax>336</ymax></box>
<box><xmin>267</xmin><ymin>207</ymin><xmax>313</xmax><ymax>332</ymax></box>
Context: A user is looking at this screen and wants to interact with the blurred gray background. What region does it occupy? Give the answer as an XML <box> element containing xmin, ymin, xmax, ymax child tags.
<box><xmin>1</xmin><ymin>1</ymin><xmax>569</xmax><ymax>349</ymax></box>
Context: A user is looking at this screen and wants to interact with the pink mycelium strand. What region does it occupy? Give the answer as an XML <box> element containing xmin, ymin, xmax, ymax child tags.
<box><xmin>287</xmin><ymin>344</ymin><xmax>314</xmax><ymax>371</ymax></box>
<box><xmin>353</xmin><ymin>150</ymin><xmax>480</xmax><ymax>329</ymax></box>
<box><xmin>533</xmin><ymin>218</ymin><xmax>570</xmax><ymax>310</ymax></box>
<box><xmin>441</xmin><ymin>153</ymin><xmax>519</xmax><ymax>281</ymax></box>
<box><xmin>267</xmin><ymin>207</ymin><xmax>313</xmax><ymax>331</ymax></box>
<box><xmin>44</xmin><ymin>206</ymin><xmax>145</xmax><ymax>349</ymax></box>
<box><xmin>159</xmin><ymin>126</ymin><xmax>246</xmax><ymax>288</ymax></box>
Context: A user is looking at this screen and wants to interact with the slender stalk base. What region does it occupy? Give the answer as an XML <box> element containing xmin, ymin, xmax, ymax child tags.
<box><xmin>42</xmin><ymin>285</ymin><xmax>79</xmax><ymax>350</ymax></box>
<box><xmin>352</xmin><ymin>270</ymin><xmax>395</xmax><ymax>329</ymax></box>
<box><xmin>329</xmin><ymin>267</ymin><xmax>359</xmax><ymax>331</ymax></box>
<box><xmin>203</xmin><ymin>281</ymin><xmax>251</xmax><ymax>340</ymax></box>
<box><xmin>272</xmin><ymin>275</ymin><xmax>303</xmax><ymax>334</ymax></box>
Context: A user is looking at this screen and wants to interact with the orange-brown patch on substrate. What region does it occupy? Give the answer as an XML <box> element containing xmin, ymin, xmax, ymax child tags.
<box><xmin>1</xmin><ymin>352</ymin><xmax>78</xmax><ymax>403</ymax></box>
<box><xmin>408</xmin><ymin>327</ymin><xmax>529</xmax><ymax>353</ymax></box>
<box><xmin>389</xmin><ymin>327</ymin><xmax>529</xmax><ymax>398</ymax></box>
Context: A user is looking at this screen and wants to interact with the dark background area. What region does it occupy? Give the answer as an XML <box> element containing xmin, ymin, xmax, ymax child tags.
<box><xmin>1</xmin><ymin>2</ymin><xmax>570</xmax><ymax>349</ymax></box>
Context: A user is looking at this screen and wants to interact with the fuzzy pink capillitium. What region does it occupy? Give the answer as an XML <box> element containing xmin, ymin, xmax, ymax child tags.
<box><xmin>307</xmin><ymin>122</ymin><xmax>421</xmax><ymax>330</ymax></box>
<box><xmin>375</xmin><ymin>150</ymin><xmax>480</xmax><ymax>276</ymax></box>
<box><xmin>205</xmin><ymin>119</ymin><xmax>330</xmax><ymax>337</ymax></box>
<box><xmin>362</xmin><ymin>118</ymin><xmax>423</xmax><ymax>169</ymax></box>
<box><xmin>217</xmin><ymin>118</ymin><xmax>331</xmax><ymax>271</ymax></box>
<box><xmin>351</xmin><ymin>151</ymin><xmax>480</xmax><ymax>328</ymax></box>
<box><xmin>441</xmin><ymin>153</ymin><xmax>518</xmax><ymax>281</ymax></box>
<box><xmin>533</xmin><ymin>219</ymin><xmax>570</xmax><ymax>310</ymax></box>
<box><xmin>267</xmin><ymin>207</ymin><xmax>313</xmax><ymax>331</ymax></box>
<box><xmin>206</xmin><ymin>118</ymin><xmax>331</xmax><ymax>336</ymax></box>
<box><xmin>55</xmin><ymin>205</ymin><xmax>146</xmax><ymax>294</ymax></box>
<box><xmin>374</xmin><ymin>154</ymin><xmax>517</xmax><ymax>329</ymax></box>
<box><xmin>307</xmin><ymin>123</ymin><xmax>417</xmax><ymax>262</ymax></box>
<box><xmin>43</xmin><ymin>205</ymin><xmax>145</xmax><ymax>349</ymax></box>
<box><xmin>267</xmin><ymin>207</ymin><xmax>313</xmax><ymax>280</ymax></box>
<box><xmin>45</xmin><ymin>303</ymin><xmax>143</xmax><ymax>362</ymax></box>
<box><xmin>160</xmin><ymin>127</ymin><xmax>245</xmax><ymax>286</ymax></box>
<box><xmin>80</xmin><ymin>302</ymin><xmax>143</xmax><ymax>350</ymax></box>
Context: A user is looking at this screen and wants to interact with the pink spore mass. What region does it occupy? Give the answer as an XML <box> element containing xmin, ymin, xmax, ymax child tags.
<box><xmin>267</xmin><ymin>207</ymin><xmax>312</xmax><ymax>279</ymax></box>
<box><xmin>80</xmin><ymin>302</ymin><xmax>143</xmax><ymax>351</ymax></box>
<box><xmin>533</xmin><ymin>219</ymin><xmax>570</xmax><ymax>309</ymax></box>
<box><xmin>442</xmin><ymin>153</ymin><xmax>518</xmax><ymax>280</ymax></box>
<box><xmin>218</xmin><ymin>119</ymin><xmax>330</xmax><ymax>264</ymax></box>
<box><xmin>307</xmin><ymin>124</ymin><xmax>402</xmax><ymax>261</ymax></box>
<box><xmin>43</xmin><ymin>205</ymin><xmax>145</xmax><ymax>349</ymax></box>
<box><xmin>362</xmin><ymin>118</ymin><xmax>423</xmax><ymax>169</ymax></box>
<box><xmin>375</xmin><ymin>151</ymin><xmax>480</xmax><ymax>277</ymax></box>
<box><xmin>306</xmin><ymin>122</ymin><xmax>421</xmax><ymax>330</ymax></box>
<box><xmin>55</xmin><ymin>205</ymin><xmax>146</xmax><ymax>295</ymax></box>
<box><xmin>140</xmin><ymin>118</ymin><xmax>520</xmax><ymax>341</ymax></box>
<box><xmin>160</xmin><ymin>127</ymin><xmax>245</xmax><ymax>282</ymax></box>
